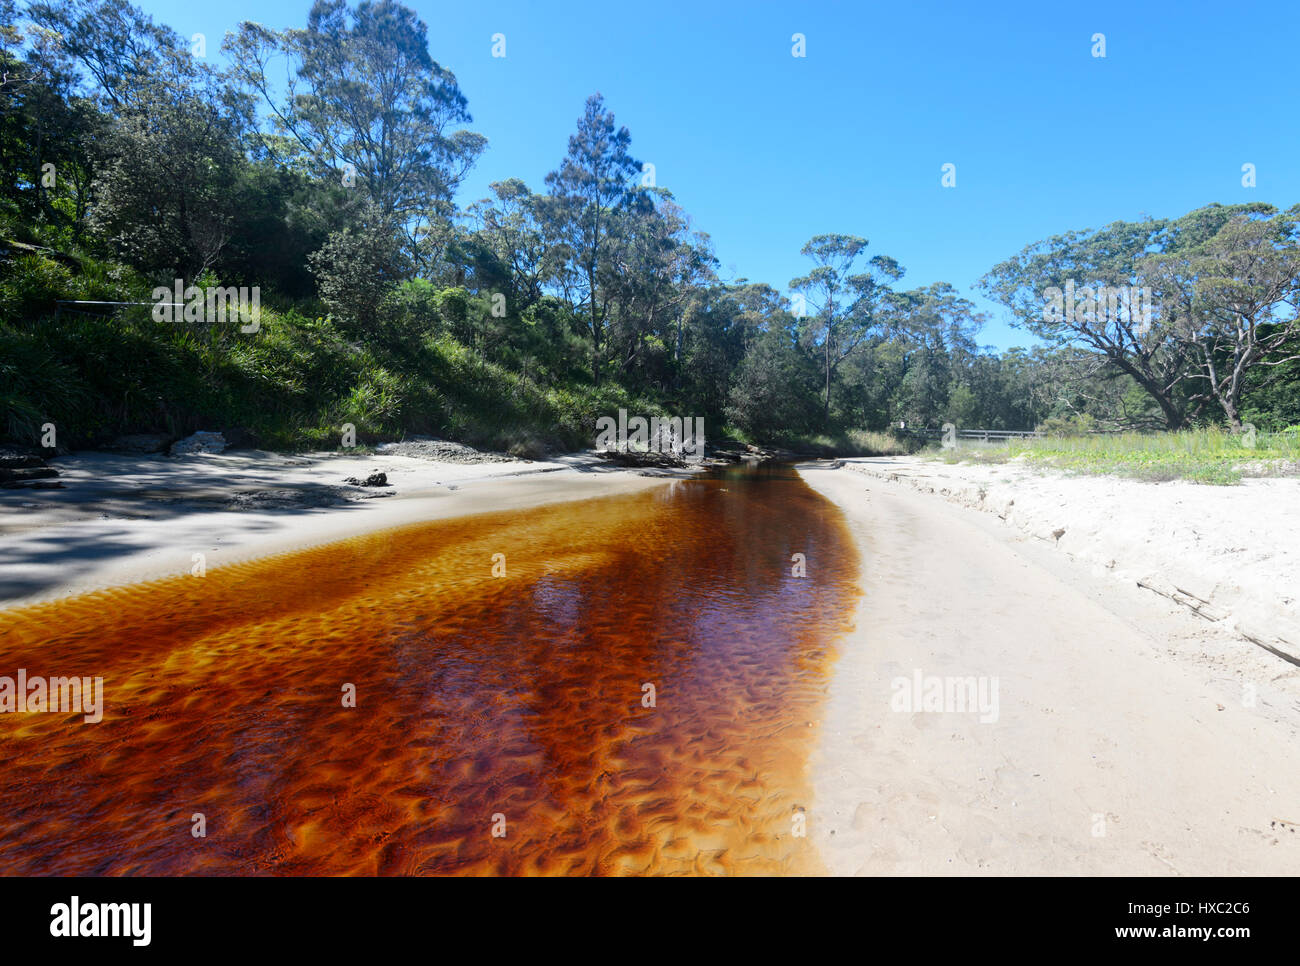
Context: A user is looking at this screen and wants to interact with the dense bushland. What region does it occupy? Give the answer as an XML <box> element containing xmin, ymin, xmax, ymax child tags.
<box><xmin>2</xmin><ymin>0</ymin><xmax>1298</xmax><ymax>457</ymax></box>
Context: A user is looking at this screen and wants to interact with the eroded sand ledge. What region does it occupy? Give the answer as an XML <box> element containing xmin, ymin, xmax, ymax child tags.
<box><xmin>841</xmin><ymin>455</ymin><xmax>1300</xmax><ymax>664</ymax></box>
<box><xmin>799</xmin><ymin>459</ymin><xmax>1300</xmax><ymax>875</ymax></box>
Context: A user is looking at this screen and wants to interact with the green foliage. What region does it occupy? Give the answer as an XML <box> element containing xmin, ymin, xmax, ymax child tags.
<box><xmin>0</xmin><ymin>244</ymin><xmax>150</xmax><ymax>321</ymax></box>
<box><xmin>433</xmin><ymin>285</ymin><xmax>470</xmax><ymax>333</ymax></box>
<box><xmin>1036</xmin><ymin>413</ymin><xmax>1098</xmax><ymax>437</ymax></box>
<box><xmin>0</xmin><ymin>322</ymin><xmax>91</xmax><ymax>440</ymax></box>
<box><xmin>308</xmin><ymin>211</ymin><xmax>411</xmax><ymax>333</ymax></box>
<box><xmin>0</xmin><ymin>253</ymin><xmax>75</xmax><ymax>319</ymax></box>
<box><xmin>725</xmin><ymin>328</ymin><xmax>822</xmax><ymax>440</ymax></box>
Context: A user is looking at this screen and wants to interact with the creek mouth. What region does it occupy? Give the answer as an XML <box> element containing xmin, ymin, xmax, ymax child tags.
<box><xmin>0</xmin><ymin>461</ymin><xmax>861</xmax><ymax>875</ymax></box>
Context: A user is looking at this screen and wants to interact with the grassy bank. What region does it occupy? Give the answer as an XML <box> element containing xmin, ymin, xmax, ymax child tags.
<box><xmin>929</xmin><ymin>428</ymin><xmax>1300</xmax><ymax>484</ymax></box>
<box><xmin>1</xmin><ymin>297</ymin><xmax>658</xmax><ymax>457</ymax></box>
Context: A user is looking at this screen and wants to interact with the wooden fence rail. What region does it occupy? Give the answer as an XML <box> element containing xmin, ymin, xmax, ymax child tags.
<box><xmin>896</xmin><ymin>428</ymin><xmax>1042</xmax><ymax>441</ymax></box>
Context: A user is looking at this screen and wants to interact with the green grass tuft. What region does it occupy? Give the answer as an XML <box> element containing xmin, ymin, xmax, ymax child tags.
<box><xmin>926</xmin><ymin>428</ymin><xmax>1300</xmax><ymax>485</ymax></box>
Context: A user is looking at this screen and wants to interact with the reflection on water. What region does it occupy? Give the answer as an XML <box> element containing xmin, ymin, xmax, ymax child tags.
<box><xmin>0</xmin><ymin>462</ymin><xmax>859</xmax><ymax>875</ymax></box>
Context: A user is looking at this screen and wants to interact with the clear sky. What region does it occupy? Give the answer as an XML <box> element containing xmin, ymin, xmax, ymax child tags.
<box><xmin>131</xmin><ymin>0</ymin><xmax>1299</xmax><ymax>351</ymax></box>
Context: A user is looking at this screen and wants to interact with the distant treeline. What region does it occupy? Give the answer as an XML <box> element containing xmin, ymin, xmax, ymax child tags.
<box><xmin>2</xmin><ymin>0</ymin><xmax>1298</xmax><ymax>454</ymax></box>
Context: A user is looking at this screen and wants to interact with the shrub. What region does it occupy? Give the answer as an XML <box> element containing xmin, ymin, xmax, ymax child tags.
<box><xmin>308</xmin><ymin>214</ymin><xmax>410</xmax><ymax>333</ymax></box>
<box><xmin>1036</xmin><ymin>413</ymin><xmax>1098</xmax><ymax>437</ymax></box>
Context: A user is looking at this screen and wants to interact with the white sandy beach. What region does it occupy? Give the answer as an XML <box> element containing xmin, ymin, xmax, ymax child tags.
<box><xmin>838</xmin><ymin>455</ymin><xmax>1300</xmax><ymax>664</ymax></box>
<box><xmin>0</xmin><ymin>448</ymin><xmax>672</xmax><ymax>606</ymax></box>
<box><xmin>799</xmin><ymin>458</ymin><xmax>1300</xmax><ymax>875</ymax></box>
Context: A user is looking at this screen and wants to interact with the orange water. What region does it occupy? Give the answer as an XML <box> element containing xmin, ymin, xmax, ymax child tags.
<box><xmin>0</xmin><ymin>463</ymin><xmax>859</xmax><ymax>875</ymax></box>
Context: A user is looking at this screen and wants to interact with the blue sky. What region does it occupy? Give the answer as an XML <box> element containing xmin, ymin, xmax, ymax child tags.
<box><xmin>134</xmin><ymin>0</ymin><xmax>1299</xmax><ymax>350</ymax></box>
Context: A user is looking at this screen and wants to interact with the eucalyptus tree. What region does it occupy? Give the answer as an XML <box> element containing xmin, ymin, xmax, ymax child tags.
<box><xmin>88</xmin><ymin>74</ymin><xmax>245</xmax><ymax>279</ymax></box>
<box><xmin>22</xmin><ymin>0</ymin><xmax>226</xmax><ymax>251</ymax></box>
<box><xmin>468</xmin><ymin>179</ymin><xmax>565</xmax><ymax>314</ymax></box>
<box><xmin>25</xmin><ymin>0</ymin><xmax>182</xmax><ymax>110</ymax></box>
<box><xmin>677</xmin><ymin>281</ymin><xmax>793</xmax><ymax>419</ymax></box>
<box><xmin>0</xmin><ymin>6</ymin><xmax>100</xmax><ymax>230</ymax></box>
<box><xmin>725</xmin><ymin>322</ymin><xmax>822</xmax><ymax>439</ymax></box>
<box><xmin>604</xmin><ymin>194</ymin><xmax>716</xmax><ymax>391</ymax></box>
<box><xmin>307</xmin><ymin>200</ymin><xmax>410</xmax><ymax>334</ymax></box>
<box><xmin>0</xmin><ymin>0</ymin><xmax>31</xmax><ymax>104</ymax></box>
<box><xmin>23</xmin><ymin>0</ymin><xmax>247</xmax><ymax>279</ymax></box>
<box><xmin>0</xmin><ymin>0</ymin><xmax>18</xmax><ymax>82</ymax></box>
<box><xmin>977</xmin><ymin>204</ymin><xmax>1279</xmax><ymax>429</ymax></box>
<box><xmin>1140</xmin><ymin>205</ymin><xmax>1300</xmax><ymax>431</ymax></box>
<box><xmin>789</xmin><ymin>233</ymin><xmax>904</xmax><ymax>426</ymax></box>
<box><xmin>545</xmin><ymin>93</ymin><xmax>646</xmax><ymax>384</ymax></box>
<box><xmin>225</xmin><ymin>0</ymin><xmax>485</xmax><ymax>274</ymax></box>
<box><xmin>887</xmin><ymin>283</ymin><xmax>984</xmax><ymax>427</ymax></box>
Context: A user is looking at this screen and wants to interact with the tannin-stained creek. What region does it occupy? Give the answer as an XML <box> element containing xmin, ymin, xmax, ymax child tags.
<box><xmin>0</xmin><ymin>462</ymin><xmax>860</xmax><ymax>875</ymax></box>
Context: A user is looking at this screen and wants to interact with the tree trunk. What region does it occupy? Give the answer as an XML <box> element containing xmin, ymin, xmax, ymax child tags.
<box><xmin>588</xmin><ymin>261</ymin><xmax>600</xmax><ymax>385</ymax></box>
<box><xmin>824</xmin><ymin>336</ymin><xmax>832</xmax><ymax>427</ymax></box>
<box><xmin>1107</xmin><ymin>351</ymin><xmax>1187</xmax><ymax>430</ymax></box>
<box><xmin>1154</xmin><ymin>388</ymin><xmax>1188</xmax><ymax>430</ymax></box>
